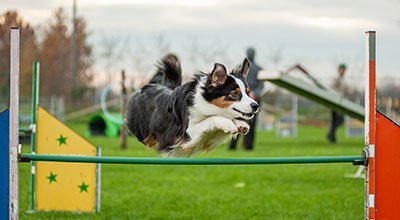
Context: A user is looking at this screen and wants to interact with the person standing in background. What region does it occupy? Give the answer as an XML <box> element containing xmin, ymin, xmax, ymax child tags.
<box><xmin>229</xmin><ymin>47</ymin><xmax>264</xmax><ymax>151</ymax></box>
<box><xmin>327</xmin><ymin>64</ymin><xmax>349</xmax><ymax>143</ymax></box>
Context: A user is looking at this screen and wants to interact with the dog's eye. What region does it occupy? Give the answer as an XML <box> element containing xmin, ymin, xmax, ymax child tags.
<box><xmin>227</xmin><ymin>92</ymin><xmax>241</xmax><ymax>101</ymax></box>
<box><xmin>246</xmin><ymin>87</ymin><xmax>251</xmax><ymax>94</ymax></box>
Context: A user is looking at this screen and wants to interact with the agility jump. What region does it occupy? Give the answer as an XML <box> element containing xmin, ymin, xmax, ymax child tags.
<box><xmin>26</xmin><ymin>62</ymin><xmax>100</xmax><ymax>213</ymax></box>
<box><xmin>0</xmin><ymin>28</ymin><xmax>100</xmax><ymax>218</ymax></box>
<box><xmin>1</xmin><ymin>28</ymin><xmax>399</xmax><ymax>220</ymax></box>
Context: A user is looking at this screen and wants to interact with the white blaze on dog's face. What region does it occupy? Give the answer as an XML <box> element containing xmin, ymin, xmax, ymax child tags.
<box><xmin>200</xmin><ymin>58</ymin><xmax>259</xmax><ymax>120</ymax></box>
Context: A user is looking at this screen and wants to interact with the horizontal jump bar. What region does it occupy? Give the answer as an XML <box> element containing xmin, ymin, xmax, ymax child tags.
<box><xmin>20</xmin><ymin>154</ymin><xmax>365</xmax><ymax>165</ymax></box>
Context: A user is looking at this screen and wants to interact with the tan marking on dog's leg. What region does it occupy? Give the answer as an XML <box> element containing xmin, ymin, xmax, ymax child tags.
<box><xmin>144</xmin><ymin>135</ymin><xmax>157</xmax><ymax>148</ymax></box>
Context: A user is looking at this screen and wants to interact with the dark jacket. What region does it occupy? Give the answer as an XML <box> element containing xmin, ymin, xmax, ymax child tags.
<box><xmin>245</xmin><ymin>61</ymin><xmax>264</xmax><ymax>97</ymax></box>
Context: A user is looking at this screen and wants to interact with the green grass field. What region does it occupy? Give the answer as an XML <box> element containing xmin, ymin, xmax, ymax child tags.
<box><xmin>19</xmin><ymin>122</ymin><xmax>365</xmax><ymax>219</ymax></box>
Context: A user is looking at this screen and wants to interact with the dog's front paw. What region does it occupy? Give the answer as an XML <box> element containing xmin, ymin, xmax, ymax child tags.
<box><xmin>234</xmin><ymin>120</ymin><xmax>250</xmax><ymax>135</ymax></box>
<box><xmin>221</xmin><ymin>122</ymin><xmax>238</xmax><ymax>134</ymax></box>
<box><xmin>238</xmin><ymin>126</ymin><xmax>249</xmax><ymax>135</ymax></box>
<box><xmin>215</xmin><ymin>118</ymin><xmax>238</xmax><ymax>134</ymax></box>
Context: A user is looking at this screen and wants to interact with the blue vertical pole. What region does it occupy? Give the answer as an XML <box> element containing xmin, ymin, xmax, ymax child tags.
<box><xmin>0</xmin><ymin>110</ymin><xmax>10</xmax><ymax>219</ymax></box>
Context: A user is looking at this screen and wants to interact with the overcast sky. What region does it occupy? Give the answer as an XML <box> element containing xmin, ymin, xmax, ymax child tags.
<box><xmin>2</xmin><ymin>0</ymin><xmax>400</xmax><ymax>87</ymax></box>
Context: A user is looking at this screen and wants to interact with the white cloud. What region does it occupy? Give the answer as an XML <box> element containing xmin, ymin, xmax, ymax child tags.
<box><xmin>78</xmin><ymin>0</ymin><xmax>223</xmax><ymax>7</ymax></box>
<box><xmin>296</xmin><ymin>16</ymin><xmax>379</xmax><ymax>30</ymax></box>
<box><xmin>17</xmin><ymin>9</ymin><xmax>53</xmax><ymax>25</ymax></box>
<box><xmin>1</xmin><ymin>0</ymin><xmax>399</xmax><ymax>84</ymax></box>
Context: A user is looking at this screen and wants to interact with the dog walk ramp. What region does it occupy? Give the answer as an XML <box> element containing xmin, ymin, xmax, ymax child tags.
<box><xmin>259</xmin><ymin>71</ymin><xmax>364</xmax><ymax>121</ymax></box>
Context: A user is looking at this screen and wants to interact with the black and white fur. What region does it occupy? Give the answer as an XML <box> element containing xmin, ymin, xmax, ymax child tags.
<box><xmin>125</xmin><ymin>55</ymin><xmax>259</xmax><ymax>157</ymax></box>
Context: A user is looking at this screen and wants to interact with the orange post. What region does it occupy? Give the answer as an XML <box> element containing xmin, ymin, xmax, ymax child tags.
<box><xmin>365</xmin><ymin>31</ymin><xmax>400</xmax><ymax>220</ymax></box>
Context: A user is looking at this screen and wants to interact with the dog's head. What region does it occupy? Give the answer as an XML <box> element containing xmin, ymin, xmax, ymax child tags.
<box><xmin>200</xmin><ymin>58</ymin><xmax>260</xmax><ymax>120</ymax></box>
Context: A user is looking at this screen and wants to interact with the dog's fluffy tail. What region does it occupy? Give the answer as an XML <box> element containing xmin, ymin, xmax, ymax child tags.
<box><xmin>149</xmin><ymin>53</ymin><xmax>182</xmax><ymax>89</ymax></box>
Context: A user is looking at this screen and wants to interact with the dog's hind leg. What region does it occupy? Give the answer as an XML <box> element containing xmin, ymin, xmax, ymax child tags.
<box><xmin>143</xmin><ymin>135</ymin><xmax>157</xmax><ymax>148</ymax></box>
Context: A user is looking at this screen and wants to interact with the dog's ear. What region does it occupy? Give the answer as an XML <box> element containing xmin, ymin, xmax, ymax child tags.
<box><xmin>240</xmin><ymin>58</ymin><xmax>250</xmax><ymax>78</ymax></box>
<box><xmin>210</xmin><ymin>63</ymin><xmax>227</xmax><ymax>87</ymax></box>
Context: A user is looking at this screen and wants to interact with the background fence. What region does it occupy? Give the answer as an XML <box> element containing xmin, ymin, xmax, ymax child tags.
<box><xmin>0</xmin><ymin>96</ymin><xmax>65</xmax><ymax>127</ymax></box>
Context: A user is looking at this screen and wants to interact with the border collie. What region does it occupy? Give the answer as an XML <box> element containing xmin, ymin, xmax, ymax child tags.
<box><xmin>125</xmin><ymin>55</ymin><xmax>259</xmax><ymax>157</ymax></box>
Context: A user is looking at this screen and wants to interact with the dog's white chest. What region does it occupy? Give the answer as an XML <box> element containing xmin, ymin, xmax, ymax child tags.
<box><xmin>191</xmin><ymin>128</ymin><xmax>232</xmax><ymax>150</ymax></box>
<box><xmin>166</xmin><ymin>116</ymin><xmax>240</xmax><ymax>157</ymax></box>
<box><xmin>168</xmin><ymin>128</ymin><xmax>232</xmax><ymax>157</ymax></box>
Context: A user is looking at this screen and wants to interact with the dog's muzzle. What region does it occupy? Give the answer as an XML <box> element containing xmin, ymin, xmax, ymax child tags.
<box><xmin>233</xmin><ymin>108</ymin><xmax>254</xmax><ymax>119</ymax></box>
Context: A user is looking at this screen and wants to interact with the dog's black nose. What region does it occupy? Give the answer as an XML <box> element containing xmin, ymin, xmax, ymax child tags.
<box><xmin>250</xmin><ymin>102</ymin><xmax>259</xmax><ymax>112</ymax></box>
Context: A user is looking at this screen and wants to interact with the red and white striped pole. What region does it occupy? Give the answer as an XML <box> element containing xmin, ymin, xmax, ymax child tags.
<box><xmin>365</xmin><ymin>31</ymin><xmax>376</xmax><ymax>220</ymax></box>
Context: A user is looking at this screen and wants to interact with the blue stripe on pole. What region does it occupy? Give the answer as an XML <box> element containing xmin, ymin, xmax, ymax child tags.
<box><xmin>0</xmin><ymin>109</ymin><xmax>9</xmax><ymax>219</ymax></box>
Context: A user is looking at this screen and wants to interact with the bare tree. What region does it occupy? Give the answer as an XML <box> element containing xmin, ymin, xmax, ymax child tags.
<box><xmin>98</xmin><ymin>33</ymin><xmax>128</xmax><ymax>85</ymax></box>
<box><xmin>185</xmin><ymin>37</ymin><xmax>232</xmax><ymax>74</ymax></box>
<box><xmin>126</xmin><ymin>34</ymin><xmax>172</xmax><ymax>85</ymax></box>
<box><xmin>155</xmin><ymin>34</ymin><xmax>170</xmax><ymax>56</ymax></box>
